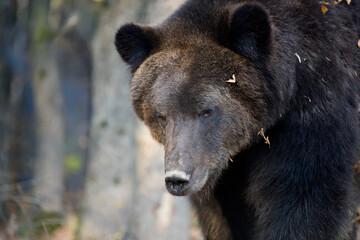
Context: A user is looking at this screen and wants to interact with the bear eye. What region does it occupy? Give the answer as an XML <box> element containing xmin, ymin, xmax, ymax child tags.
<box><xmin>155</xmin><ymin>112</ymin><xmax>167</xmax><ymax>122</ymax></box>
<box><xmin>201</xmin><ymin>109</ymin><xmax>214</xmax><ymax>118</ymax></box>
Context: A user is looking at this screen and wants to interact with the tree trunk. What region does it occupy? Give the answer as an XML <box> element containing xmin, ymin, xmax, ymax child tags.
<box><xmin>31</xmin><ymin>0</ymin><xmax>64</xmax><ymax>212</ymax></box>
<box><xmin>32</xmin><ymin>45</ymin><xmax>65</xmax><ymax>212</ymax></box>
<box><xmin>80</xmin><ymin>0</ymin><xmax>190</xmax><ymax>239</ymax></box>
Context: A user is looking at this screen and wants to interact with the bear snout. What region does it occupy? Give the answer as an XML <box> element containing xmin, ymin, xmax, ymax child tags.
<box><xmin>165</xmin><ymin>170</ymin><xmax>191</xmax><ymax>196</ymax></box>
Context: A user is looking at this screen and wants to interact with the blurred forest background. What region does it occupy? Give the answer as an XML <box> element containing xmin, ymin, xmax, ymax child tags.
<box><xmin>0</xmin><ymin>0</ymin><xmax>200</xmax><ymax>239</ymax></box>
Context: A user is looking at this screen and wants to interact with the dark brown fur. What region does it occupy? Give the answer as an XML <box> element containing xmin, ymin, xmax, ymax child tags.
<box><xmin>115</xmin><ymin>0</ymin><xmax>360</xmax><ymax>239</ymax></box>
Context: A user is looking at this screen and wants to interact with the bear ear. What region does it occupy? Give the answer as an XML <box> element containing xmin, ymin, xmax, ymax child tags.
<box><xmin>223</xmin><ymin>3</ymin><xmax>272</xmax><ymax>59</ymax></box>
<box><xmin>115</xmin><ymin>23</ymin><xmax>159</xmax><ymax>72</ymax></box>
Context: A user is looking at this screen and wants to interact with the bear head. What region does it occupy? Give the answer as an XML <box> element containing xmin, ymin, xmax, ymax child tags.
<box><xmin>115</xmin><ymin>2</ymin><xmax>282</xmax><ymax>197</ymax></box>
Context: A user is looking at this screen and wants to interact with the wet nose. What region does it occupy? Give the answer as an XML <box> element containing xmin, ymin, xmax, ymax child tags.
<box><xmin>165</xmin><ymin>170</ymin><xmax>190</xmax><ymax>196</ymax></box>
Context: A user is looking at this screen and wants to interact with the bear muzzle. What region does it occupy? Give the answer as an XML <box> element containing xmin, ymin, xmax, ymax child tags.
<box><xmin>165</xmin><ymin>170</ymin><xmax>191</xmax><ymax>196</ymax></box>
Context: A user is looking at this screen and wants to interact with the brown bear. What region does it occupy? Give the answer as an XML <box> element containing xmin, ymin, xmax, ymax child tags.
<box><xmin>115</xmin><ymin>0</ymin><xmax>360</xmax><ymax>239</ymax></box>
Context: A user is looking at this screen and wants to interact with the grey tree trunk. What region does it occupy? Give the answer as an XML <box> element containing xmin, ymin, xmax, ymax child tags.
<box><xmin>32</xmin><ymin>44</ymin><xmax>65</xmax><ymax>212</ymax></box>
<box><xmin>80</xmin><ymin>1</ymin><xmax>191</xmax><ymax>239</ymax></box>
<box><xmin>30</xmin><ymin>0</ymin><xmax>64</xmax><ymax>214</ymax></box>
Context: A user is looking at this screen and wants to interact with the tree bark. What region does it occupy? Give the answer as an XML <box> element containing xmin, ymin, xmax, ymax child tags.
<box><xmin>31</xmin><ymin>0</ymin><xmax>65</xmax><ymax>212</ymax></box>
<box><xmin>80</xmin><ymin>0</ymin><xmax>190</xmax><ymax>239</ymax></box>
<box><xmin>32</xmin><ymin>45</ymin><xmax>65</xmax><ymax>212</ymax></box>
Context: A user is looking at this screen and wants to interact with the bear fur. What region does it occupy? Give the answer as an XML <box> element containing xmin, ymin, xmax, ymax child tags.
<box><xmin>115</xmin><ymin>0</ymin><xmax>360</xmax><ymax>239</ymax></box>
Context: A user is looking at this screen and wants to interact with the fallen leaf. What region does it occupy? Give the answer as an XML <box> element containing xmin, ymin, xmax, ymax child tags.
<box><xmin>258</xmin><ymin>128</ymin><xmax>270</xmax><ymax>148</ymax></box>
<box><xmin>321</xmin><ymin>5</ymin><xmax>328</xmax><ymax>14</ymax></box>
<box><xmin>295</xmin><ymin>53</ymin><xmax>302</xmax><ymax>63</ymax></box>
<box><xmin>226</xmin><ymin>74</ymin><xmax>236</xmax><ymax>83</ymax></box>
<box><xmin>346</xmin><ymin>0</ymin><xmax>351</xmax><ymax>4</ymax></box>
<box><xmin>319</xmin><ymin>1</ymin><xmax>331</xmax><ymax>4</ymax></box>
<box><xmin>358</xmin><ymin>39</ymin><xmax>360</xmax><ymax>48</ymax></box>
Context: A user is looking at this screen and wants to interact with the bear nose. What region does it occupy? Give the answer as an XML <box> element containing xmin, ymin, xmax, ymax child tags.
<box><xmin>165</xmin><ymin>170</ymin><xmax>190</xmax><ymax>196</ymax></box>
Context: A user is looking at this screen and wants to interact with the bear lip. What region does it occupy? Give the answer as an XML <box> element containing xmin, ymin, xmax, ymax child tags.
<box><xmin>166</xmin><ymin>181</ymin><xmax>189</xmax><ymax>196</ymax></box>
<box><xmin>164</xmin><ymin>169</ymin><xmax>209</xmax><ymax>196</ymax></box>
